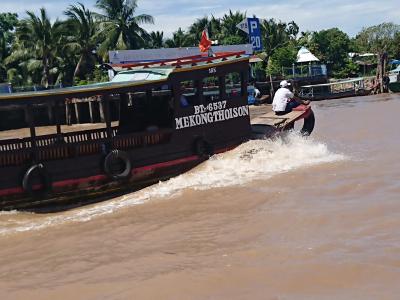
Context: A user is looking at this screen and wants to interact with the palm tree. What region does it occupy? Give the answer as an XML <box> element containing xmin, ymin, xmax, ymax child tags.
<box><xmin>219</xmin><ymin>10</ymin><xmax>248</xmax><ymax>45</ymax></box>
<box><xmin>16</xmin><ymin>8</ymin><xmax>63</xmax><ymax>87</ymax></box>
<box><xmin>95</xmin><ymin>0</ymin><xmax>154</xmax><ymax>58</ymax></box>
<box><xmin>149</xmin><ymin>31</ymin><xmax>164</xmax><ymax>48</ymax></box>
<box><xmin>260</xmin><ymin>18</ymin><xmax>299</xmax><ymax>61</ymax></box>
<box><xmin>0</xmin><ymin>13</ymin><xmax>19</xmax><ymax>82</ymax></box>
<box><xmin>187</xmin><ymin>16</ymin><xmax>221</xmax><ymax>45</ymax></box>
<box><xmin>64</xmin><ymin>3</ymin><xmax>98</xmax><ymax>79</ymax></box>
<box><xmin>164</xmin><ymin>28</ymin><xmax>192</xmax><ymax>48</ymax></box>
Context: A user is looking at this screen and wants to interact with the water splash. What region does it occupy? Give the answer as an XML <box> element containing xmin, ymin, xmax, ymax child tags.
<box><xmin>0</xmin><ymin>133</ymin><xmax>345</xmax><ymax>235</ymax></box>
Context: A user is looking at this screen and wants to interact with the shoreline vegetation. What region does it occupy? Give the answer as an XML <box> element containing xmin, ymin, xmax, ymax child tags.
<box><xmin>0</xmin><ymin>0</ymin><xmax>399</xmax><ymax>90</ymax></box>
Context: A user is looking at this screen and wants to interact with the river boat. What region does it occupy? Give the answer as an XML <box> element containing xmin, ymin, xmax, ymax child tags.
<box><xmin>298</xmin><ymin>77</ymin><xmax>371</xmax><ymax>101</ymax></box>
<box><xmin>388</xmin><ymin>66</ymin><xmax>400</xmax><ymax>93</ymax></box>
<box><xmin>0</xmin><ymin>52</ymin><xmax>314</xmax><ymax>211</ymax></box>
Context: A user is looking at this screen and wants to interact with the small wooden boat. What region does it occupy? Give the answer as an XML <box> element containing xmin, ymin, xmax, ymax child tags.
<box><xmin>298</xmin><ymin>77</ymin><xmax>371</xmax><ymax>101</ymax></box>
<box><xmin>388</xmin><ymin>66</ymin><xmax>400</xmax><ymax>93</ymax></box>
<box><xmin>0</xmin><ymin>52</ymin><xmax>314</xmax><ymax>211</ymax></box>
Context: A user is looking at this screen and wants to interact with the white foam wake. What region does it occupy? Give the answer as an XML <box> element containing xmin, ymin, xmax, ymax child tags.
<box><xmin>0</xmin><ymin>133</ymin><xmax>345</xmax><ymax>235</ymax></box>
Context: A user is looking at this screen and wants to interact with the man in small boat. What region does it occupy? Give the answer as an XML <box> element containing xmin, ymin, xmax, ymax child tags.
<box><xmin>383</xmin><ymin>73</ymin><xmax>390</xmax><ymax>93</ymax></box>
<box><xmin>272</xmin><ymin>80</ymin><xmax>309</xmax><ymax>115</ymax></box>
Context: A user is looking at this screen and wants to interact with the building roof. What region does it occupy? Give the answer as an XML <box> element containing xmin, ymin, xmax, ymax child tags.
<box><xmin>297</xmin><ymin>47</ymin><xmax>319</xmax><ymax>63</ymax></box>
<box><xmin>109</xmin><ymin>44</ymin><xmax>253</xmax><ymax>64</ymax></box>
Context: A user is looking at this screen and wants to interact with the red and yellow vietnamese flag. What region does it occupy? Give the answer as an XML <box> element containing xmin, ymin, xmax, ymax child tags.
<box><xmin>199</xmin><ymin>29</ymin><xmax>212</xmax><ymax>52</ymax></box>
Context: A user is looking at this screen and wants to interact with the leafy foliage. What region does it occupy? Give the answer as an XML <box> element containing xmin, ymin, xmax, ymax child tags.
<box><xmin>355</xmin><ymin>22</ymin><xmax>400</xmax><ymax>57</ymax></box>
<box><xmin>1</xmin><ymin>3</ymin><xmax>400</xmax><ymax>86</ymax></box>
<box><xmin>0</xmin><ymin>13</ymin><xmax>19</xmax><ymax>82</ymax></box>
<box><xmin>16</xmin><ymin>8</ymin><xmax>64</xmax><ymax>87</ymax></box>
<box><xmin>64</xmin><ymin>3</ymin><xmax>99</xmax><ymax>81</ymax></box>
<box><xmin>311</xmin><ymin>28</ymin><xmax>351</xmax><ymax>75</ymax></box>
<box><xmin>261</xmin><ymin>19</ymin><xmax>298</xmax><ymax>59</ymax></box>
<box><xmin>267</xmin><ymin>42</ymin><xmax>297</xmax><ymax>75</ymax></box>
<box><xmin>95</xmin><ymin>0</ymin><xmax>154</xmax><ymax>58</ymax></box>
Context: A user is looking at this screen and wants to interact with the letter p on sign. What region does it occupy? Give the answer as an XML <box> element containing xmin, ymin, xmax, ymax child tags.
<box><xmin>250</xmin><ymin>21</ymin><xmax>258</xmax><ymax>33</ymax></box>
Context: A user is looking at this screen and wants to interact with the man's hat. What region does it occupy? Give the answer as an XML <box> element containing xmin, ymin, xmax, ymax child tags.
<box><xmin>280</xmin><ymin>80</ymin><xmax>291</xmax><ymax>87</ymax></box>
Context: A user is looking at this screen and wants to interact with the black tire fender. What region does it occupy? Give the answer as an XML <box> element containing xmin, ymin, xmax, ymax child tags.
<box><xmin>103</xmin><ymin>150</ymin><xmax>131</xmax><ymax>180</ymax></box>
<box><xmin>22</xmin><ymin>163</ymin><xmax>51</xmax><ymax>196</ymax></box>
<box><xmin>301</xmin><ymin>109</ymin><xmax>315</xmax><ymax>136</ymax></box>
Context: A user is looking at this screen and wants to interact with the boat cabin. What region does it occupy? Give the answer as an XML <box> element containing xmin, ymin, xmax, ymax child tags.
<box><xmin>0</xmin><ymin>52</ymin><xmax>251</xmax><ymax>211</ymax></box>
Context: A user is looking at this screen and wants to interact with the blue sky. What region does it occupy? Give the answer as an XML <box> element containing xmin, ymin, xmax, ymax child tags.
<box><xmin>0</xmin><ymin>0</ymin><xmax>398</xmax><ymax>37</ymax></box>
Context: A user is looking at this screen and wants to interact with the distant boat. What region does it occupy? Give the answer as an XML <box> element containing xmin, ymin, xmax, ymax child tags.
<box><xmin>298</xmin><ymin>77</ymin><xmax>371</xmax><ymax>101</ymax></box>
<box><xmin>388</xmin><ymin>65</ymin><xmax>400</xmax><ymax>93</ymax></box>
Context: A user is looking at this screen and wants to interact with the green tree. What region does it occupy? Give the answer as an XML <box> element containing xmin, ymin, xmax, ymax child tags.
<box><xmin>16</xmin><ymin>8</ymin><xmax>64</xmax><ymax>87</ymax></box>
<box><xmin>355</xmin><ymin>22</ymin><xmax>400</xmax><ymax>57</ymax></box>
<box><xmin>267</xmin><ymin>43</ymin><xmax>297</xmax><ymax>75</ymax></box>
<box><xmin>165</xmin><ymin>28</ymin><xmax>192</xmax><ymax>48</ymax></box>
<box><xmin>187</xmin><ymin>16</ymin><xmax>221</xmax><ymax>45</ymax></box>
<box><xmin>261</xmin><ymin>19</ymin><xmax>299</xmax><ymax>60</ymax></box>
<box><xmin>148</xmin><ymin>31</ymin><xmax>164</xmax><ymax>48</ymax></box>
<box><xmin>219</xmin><ymin>10</ymin><xmax>247</xmax><ymax>45</ymax></box>
<box><xmin>95</xmin><ymin>0</ymin><xmax>154</xmax><ymax>59</ymax></box>
<box><xmin>64</xmin><ymin>3</ymin><xmax>99</xmax><ymax>80</ymax></box>
<box><xmin>394</xmin><ymin>32</ymin><xmax>400</xmax><ymax>59</ymax></box>
<box><xmin>311</xmin><ymin>28</ymin><xmax>351</xmax><ymax>76</ymax></box>
<box><xmin>0</xmin><ymin>13</ymin><xmax>19</xmax><ymax>82</ymax></box>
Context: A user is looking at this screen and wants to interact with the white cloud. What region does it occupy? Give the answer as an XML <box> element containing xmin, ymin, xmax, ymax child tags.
<box><xmin>0</xmin><ymin>0</ymin><xmax>398</xmax><ymax>37</ymax></box>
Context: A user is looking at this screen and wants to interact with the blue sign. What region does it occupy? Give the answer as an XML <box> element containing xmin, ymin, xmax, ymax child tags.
<box><xmin>247</xmin><ymin>18</ymin><xmax>262</xmax><ymax>51</ymax></box>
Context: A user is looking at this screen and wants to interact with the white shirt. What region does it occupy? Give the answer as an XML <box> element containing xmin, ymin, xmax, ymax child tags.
<box><xmin>272</xmin><ymin>87</ymin><xmax>294</xmax><ymax>112</ymax></box>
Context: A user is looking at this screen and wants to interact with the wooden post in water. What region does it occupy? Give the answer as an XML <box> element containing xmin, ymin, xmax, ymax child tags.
<box><xmin>25</xmin><ymin>104</ymin><xmax>37</xmax><ymax>162</ymax></box>
<box><xmin>47</xmin><ymin>102</ymin><xmax>54</xmax><ymax>124</ymax></box>
<box><xmin>99</xmin><ymin>97</ymin><xmax>105</xmax><ymax>123</ymax></box>
<box><xmin>88</xmin><ymin>99</ymin><xmax>94</xmax><ymax>123</ymax></box>
<box><xmin>55</xmin><ymin>101</ymin><xmax>62</xmax><ymax>136</ymax></box>
<box><xmin>65</xmin><ymin>99</ymin><xmax>72</xmax><ymax>125</ymax></box>
<box><xmin>269</xmin><ymin>74</ymin><xmax>275</xmax><ymax>100</ymax></box>
<box><xmin>74</xmin><ymin>101</ymin><xmax>80</xmax><ymax>124</ymax></box>
<box><xmin>102</xmin><ymin>96</ymin><xmax>113</xmax><ymax>141</ymax></box>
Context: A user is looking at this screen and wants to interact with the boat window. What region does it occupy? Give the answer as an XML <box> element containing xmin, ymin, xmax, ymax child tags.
<box><xmin>225</xmin><ymin>72</ymin><xmax>242</xmax><ymax>98</ymax></box>
<box><xmin>203</xmin><ymin>76</ymin><xmax>220</xmax><ymax>103</ymax></box>
<box><xmin>0</xmin><ymin>105</ymin><xmax>30</xmax><ymax>140</ymax></box>
<box><xmin>29</xmin><ymin>104</ymin><xmax>58</xmax><ymax>138</ymax></box>
<box><xmin>63</xmin><ymin>95</ymin><xmax>119</xmax><ymax>127</ymax></box>
<box><xmin>119</xmin><ymin>86</ymin><xmax>174</xmax><ymax>134</ymax></box>
<box><xmin>179</xmin><ymin>80</ymin><xmax>199</xmax><ymax>107</ymax></box>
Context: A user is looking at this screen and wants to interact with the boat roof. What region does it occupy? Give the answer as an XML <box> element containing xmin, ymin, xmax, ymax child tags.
<box><xmin>110</xmin><ymin>68</ymin><xmax>173</xmax><ymax>83</ymax></box>
<box><xmin>301</xmin><ymin>77</ymin><xmax>364</xmax><ymax>88</ymax></box>
<box><xmin>0</xmin><ymin>52</ymin><xmax>248</xmax><ymax>102</ymax></box>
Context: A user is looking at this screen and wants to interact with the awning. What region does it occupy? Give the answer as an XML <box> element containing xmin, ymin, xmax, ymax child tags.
<box><xmin>297</xmin><ymin>47</ymin><xmax>319</xmax><ymax>63</ymax></box>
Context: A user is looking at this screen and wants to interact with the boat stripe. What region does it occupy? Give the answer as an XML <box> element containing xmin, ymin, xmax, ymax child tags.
<box><xmin>0</xmin><ymin>154</ymin><xmax>201</xmax><ymax>197</ymax></box>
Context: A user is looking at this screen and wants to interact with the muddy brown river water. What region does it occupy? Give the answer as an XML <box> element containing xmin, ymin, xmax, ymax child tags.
<box><xmin>0</xmin><ymin>94</ymin><xmax>399</xmax><ymax>299</ymax></box>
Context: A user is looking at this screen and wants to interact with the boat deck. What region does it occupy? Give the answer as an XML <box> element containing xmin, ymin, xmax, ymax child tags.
<box><xmin>0</xmin><ymin>122</ymin><xmax>119</xmax><ymax>141</ymax></box>
<box><xmin>250</xmin><ymin>104</ymin><xmax>307</xmax><ymax>128</ymax></box>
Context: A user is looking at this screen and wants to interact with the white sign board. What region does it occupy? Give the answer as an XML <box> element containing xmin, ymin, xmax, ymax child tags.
<box><xmin>236</xmin><ymin>18</ymin><xmax>249</xmax><ymax>34</ymax></box>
